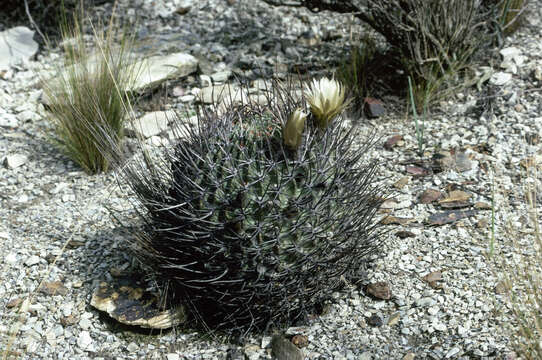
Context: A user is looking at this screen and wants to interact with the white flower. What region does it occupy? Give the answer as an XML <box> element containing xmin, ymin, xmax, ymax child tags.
<box><xmin>304</xmin><ymin>77</ymin><xmax>348</xmax><ymax>128</ymax></box>
<box><xmin>283</xmin><ymin>108</ymin><xmax>307</xmax><ymax>150</ymax></box>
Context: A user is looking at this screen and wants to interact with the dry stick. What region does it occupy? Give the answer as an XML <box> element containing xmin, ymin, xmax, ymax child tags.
<box><xmin>23</xmin><ymin>0</ymin><xmax>47</xmax><ymax>44</ymax></box>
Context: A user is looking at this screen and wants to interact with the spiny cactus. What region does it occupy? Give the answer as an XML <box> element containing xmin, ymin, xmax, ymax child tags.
<box><xmin>119</xmin><ymin>80</ymin><xmax>387</xmax><ymax>335</ymax></box>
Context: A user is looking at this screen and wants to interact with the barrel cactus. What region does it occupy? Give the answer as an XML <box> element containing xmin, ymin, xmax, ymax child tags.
<box><xmin>120</xmin><ymin>79</ymin><xmax>387</xmax><ymax>335</ymax></box>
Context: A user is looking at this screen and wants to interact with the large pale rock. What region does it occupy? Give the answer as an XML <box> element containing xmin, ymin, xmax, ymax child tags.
<box><xmin>0</xmin><ymin>27</ymin><xmax>39</xmax><ymax>70</ymax></box>
<box><xmin>3</xmin><ymin>154</ymin><xmax>28</xmax><ymax>169</ymax></box>
<box><xmin>125</xmin><ymin>110</ymin><xmax>174</xmax><ymax>138</ymax></box>
<box><xmin>128</xmin><ymin>52</ymin><xmax>198</xmax><ymax>91</ymax></box>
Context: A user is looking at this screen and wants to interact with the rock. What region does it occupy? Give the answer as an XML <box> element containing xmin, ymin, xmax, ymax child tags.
<box><xmin>200</xmin><ymin>74</ymin><xmax>212</xmax><ymax>87</ymax></box>
<box><xmin>271</xmin><ymin>336</ymin><xmax>304</xmax><ymax>360</ymax></box>
<box><xmin>3</xmin><ymin>154</ymin><xmax>28</xmax><ymax>169</ymax></box>
<box><xmin>166</xmin><ymin>354</ymin><xmax>180</xmax><ymax>360</ymax></box>
<box><xmin>364</xmin><ymin>97</ymin><xmax>385</xmax><ymax>118</ymax></box>
<box><xmin>5</xmin><ymin>253</ymin><xmax>17</xmax><ymax>265</ymax></box>
<box><xmin>406</xmin><ymin>166</ymin><xmax>431</xmax><ymax>176</ymax></box>
<box><xmin>419</xmin><ymin>189</ymin><xmax>443</xmax><ymax>204</ymax></box>
<box><xmin>474</xmin><ymin>202</ymin><xmax>492</xmax><ymax>210</ymax></box>
<box><xmin>60</xmin><ymin>315</ymin><xmax>78</xmax><ymax>326</ymax></box>
<box><xmin>393</xmin><ymin>176</ymin><xmax>409</xmax><ymax>190</ymax></box>
<box><xmin>243</xmin><ymin>344</ymin><xmax>261</xmax><ymax>360</ymax></box>
<box><xmin>79</xmin><ymin>318</ymin><xmax>92</xmax><ymax>330</ymax></box>
<box><xmin>422</xmin><ymin>271</ymin><xmax>442</xmax><ymax>284</ymax></box>
<box><xmin>226</xmin><ymin>348</ymin><xmax>244</xmax><ymax>360</ymax></box>
<box><xmin>388</xmin><ymin>312</ymin><xmax>401</xmax><ymax>326</ymax></box>
<box><xmin>40</xmin><ymin>281</ymin><xmax>68</xmax><ymax>296</ymax></box>
<box><xmin>415</xmin><ymin>297</ymin><xmax>436</xmax><ymax>307</ymax></box>
<box><xmin>534</xmin><ymin>67</ymin><xmax>542</xmax><ymax>81</ymax></box>
<box><xmin>261</xmin><ymin>336</ymin><xmax>272</xmax><ymax>349</ymax></box>
<box><xmin>125</xmin><ymin>111</ymin><xmax>174</xmax><ymax>138</ymax></box>
<box><xmin>77</xmin><ymin>331</ymin><xmax>93</xmax><ymax>350</ymax></box>
<box><xmin>172</xmin><ymin>86</ymin><xmax>185</xmax><ymax>97</ymax></box>
<box><xmin>90</xmin><ymin>276</ymin><xmax>186</xmax><ymax>329</ymax></box>
<box><xmin>126</xmin><ymin>342</ymin><xmax>139</xmax><ymax>353</ymax></box>
<box><xmin>366</xmin><ymin>282</ymin><xmax>392</xmax><ymax>300</ymax></box>
<box><xmin>395</xmin><ymin>231</ymin><xmax>415</xmax><ymax>239</ymax></box>
<box><xmin>198</xmin><ymin>84</ymin><xmax>229</xmax><ymax>104</ymax></box>
<box><xmin>454</xmin><ymin>152</ymin><xmax>472</xmax><ymax>172</ymax></box>
<box><xmin>438</xmin><ymin>190</ymin><xmax>471</xmax><ymax>205</ymax></box>
<box><xmin>6</xmin><ymin>297</ymin><xmax>23</xmax><ymax>308</ymax></box>
<box><xmin>199</xmin><ymin>84</ymin><xmax>247</xmax><ymax>106</ymax></box>
<box><xmin>384</xmin><ymin>135</ymin><xmax>403</xmax><ymax>150</ymax></box>
<box><xmin>291</xmin><ymin>334</ymin><xmax>308</xmax><ymax>348</ymax></box>
<box><xmin>445</xmin><ymin>347</ymin><xmax>461</xmax><ymax>358</ymax></box>
<box><xmin>490</xmin><ymin>72</ymin><xmax>512</xmax><ymax>86</ymax></box>
<box><xmin>174</xmin><ymin>6</ymin><xmax>191</xmax><ymax>15</ymax></box>
<box><xmin>24</xmin><ymin>255</ymin><xmax>40</xmax><ymax>267</ymax></box>
<box><xmin>0</xmin><ymin>27</ymin><xmax>39</xmax><ymax>70</ymax></box>
<box><xmin>211</xmin><ymin>70</ymin><xmax>232</xmax><ymax>83</ymax></box>
<box><xmin>180</xmin><ymin>95</ymin><xmax>195</xmax><ymax>103</ymax></box>
<box><xmin>17</xmin><ymin>110</ymin><xmax>39</xmax><ymax>122</ymax></box>
<box><xmin>0</xmin><ymin>113</ymin><xmax>18</xmax><ymax>128</ymax></box>
<box><xmin>128</xmin><ymin>53</ymin><xmax>198</xmax><ymax>91</ymax></box>
<box><xmin>427</xmin><ymin>210</ymin><xmax>477</xmax><ymax>226</ymax></box>
<box><xmin>500</xmin><ymin>47</ymin><xmax>521</xmax><ymax>60</ymax></box>
<box><xmin>403</xmin><ymin>353</ymin><xmax>416</xmax><ymax>360</ymax></box>
<box><xmin>367</xmin><ymin>314</ymin><xmax>383</xmax><ymax>327</ymax></box>
<box><xmin>380</xmin><ymin>216</ymin><xmax>415</xmax><ymax>226</ymax></box>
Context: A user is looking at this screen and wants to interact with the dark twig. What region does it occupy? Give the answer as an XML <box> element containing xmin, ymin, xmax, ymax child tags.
<box><xmin>23</xmin><ymin>0</ymin><xmax>48</xmax><ymax>44</ymax></box>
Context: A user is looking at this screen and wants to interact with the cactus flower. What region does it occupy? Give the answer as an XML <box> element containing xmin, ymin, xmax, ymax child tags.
<box><xmin>304</xmin><ymin>77</ymin><xmax>348</xmax><ymax>128</ymax></box>
<box><xmin>283</xmin><ymin>108</ymin><xmax>307</xmax><ymax>150</ymax></box>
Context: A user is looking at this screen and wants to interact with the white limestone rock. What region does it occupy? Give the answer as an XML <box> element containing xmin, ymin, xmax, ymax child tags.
<box><xmin>0</xmin><ymin>27</ymin><xmax>38</xmax><ymax>70</ymax></box>
<box><xmin>125</xmin><ymin>110</ymin><xmax>174</xmax><ymax>138</ymax></box>
<box><xmin>128</xmin><ymin>53</ymin><xmax>198</xmax><ymax>91</ymax></box>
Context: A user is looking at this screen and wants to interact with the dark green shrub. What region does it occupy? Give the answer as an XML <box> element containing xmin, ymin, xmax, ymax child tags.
<box><xmin>118</xmin><ymin>80</ymin><xmax>387</xmax><ymax>334</ymax></box>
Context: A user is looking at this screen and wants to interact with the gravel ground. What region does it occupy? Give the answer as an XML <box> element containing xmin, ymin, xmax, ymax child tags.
<box><xmin>1</xmin><ymin>0</ymin><xmax>542</xmax><ymax>359</ymax></box>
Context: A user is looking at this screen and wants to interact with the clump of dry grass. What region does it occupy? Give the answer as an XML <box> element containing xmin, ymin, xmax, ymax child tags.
<box><xmin>489</xmin><ymin>154</ymin><xmax>541</xmax><ymax>358</ymax></box>
<box><xmin>42</xmin><ymin>5</ymin><xmax>137</xmax><ymax>174</ymax></box>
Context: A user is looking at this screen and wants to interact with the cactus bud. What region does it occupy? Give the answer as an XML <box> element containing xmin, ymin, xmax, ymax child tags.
<box><xmin>304</xmin><ymin>77</ymin><xmax>348</xmax><ymax>128</ymax></box>
<box><xmin>283</xmin><ymin>108</ymin><xmax>307</xmax><ymax>150</ymax></box>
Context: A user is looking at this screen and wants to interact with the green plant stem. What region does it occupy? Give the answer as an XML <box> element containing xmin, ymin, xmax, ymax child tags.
<box><xmin>407</xmin><ymin>76</ymin><xmax>425</xmax><ymax>156</ymax></box>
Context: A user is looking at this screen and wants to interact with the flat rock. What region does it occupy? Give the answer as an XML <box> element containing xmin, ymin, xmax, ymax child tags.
<box><xmin>427</xmin><ymin>209</ymin><xmax>477</xmax><ymax>226</ymax></box>
<box><xmin>490</xmin><ymin>72</ymin><xmax>512</xmax><ymax>86</ymax></box>
<box><xmin>0</xmin><ymin>27</ymin><xmax>38</xmax><ymax>70</ymax></box>
<box><xmin>125</xmin><ymin>111</ymin><xmax>174</xmax><ymax>138</ymax></box>
<box><xmin>210</xmin><ymin>70</ymin><xmax>231</xmax><ymax>83</ymax></box>
<box><xmin>129</xmin><ymin>52</ymin><xmax>198</xmax><ymax>91</ymax></box>
<box><xmin>3</xmin><ymin>154</ymin><xmax>28</xmax><ymax>169</ymax></box>
<box><xmin>0</xmin><ymin>113</ymin><xmax>18</xmax><ymax>128</ymax></box>
<box><xmin>271</xmin><ymin>336</ymin><xmax>304</xmax><ymax>360</ymax></box>
<box><xmin>90</xmin><ymin>276</ymin><xmax>186</xmax><ymax>329</ymax></box>
<box><xmin>366</xmin><ymin>282</ymin><xmax>392</xmax><ymax>300</ymax></box>
<box><xmin>364</xmin><ymin>97</ymin><xmax>385</xmax><ymax>118</ymax></box>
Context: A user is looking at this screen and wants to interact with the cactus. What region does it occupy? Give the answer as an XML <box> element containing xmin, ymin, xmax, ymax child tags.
<box><xmin>119</xmin><ymin>81</ymin><xmax>386</xmax><ymax>334</ymax></box>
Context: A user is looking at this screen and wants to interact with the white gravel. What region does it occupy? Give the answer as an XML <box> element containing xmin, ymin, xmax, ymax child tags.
<box><xmin>1</xmin><ymin>0</ymin><xmax>542</xmax><ymax>359</ymax></box>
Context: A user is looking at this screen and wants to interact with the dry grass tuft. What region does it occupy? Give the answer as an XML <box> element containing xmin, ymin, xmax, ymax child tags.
<box><xmin>42</xmin><ymin>6</ymin><xmax>138</xmax><ymax>174</ymax></box>
<box><xmin>489</xmin><ymin>151</ymin><xmax>542</xmax><ymax>359</ymax></box>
